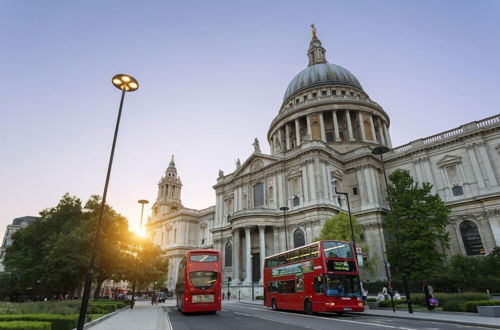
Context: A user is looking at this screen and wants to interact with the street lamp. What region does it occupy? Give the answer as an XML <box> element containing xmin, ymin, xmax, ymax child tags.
<box><xmin>279</xmin><ymin>206</ymin><xmax>289</xmax><ymax>250</ymax></box>
<box><xmin>77</xmin><ymin>74</ymin><xmax>139</xmax><ymax>330</ymax></box>
<box><xmin>131</xmin><ymin>199</ymin><xmax>149</xmax><ymax>309</ymax></box>
<box><xmin>372</xmin><ymin>145</ymin><xmax>413</xmax><ymax>314</ymax></box>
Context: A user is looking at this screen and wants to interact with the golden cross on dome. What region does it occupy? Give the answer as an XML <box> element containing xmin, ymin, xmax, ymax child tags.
<box><xmin>310</xmin><ymin>24</ymin><xmax>317</xmax><ymax>38</ymax></box>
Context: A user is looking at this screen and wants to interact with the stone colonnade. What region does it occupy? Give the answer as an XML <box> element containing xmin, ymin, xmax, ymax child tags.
<box><xmin>271</xmin><ymin>110</ymin><xmax>392</xmax><ymax>154</ymax></box>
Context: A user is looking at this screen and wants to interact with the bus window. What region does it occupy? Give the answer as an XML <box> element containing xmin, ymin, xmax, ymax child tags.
<box><xmin>288</xmin><ymin>250</ymin><xmax>299</xmax><ymax>263</ymax></box>
<box><xmin>190</xmin><ymin>254</ymin><xmax>219</xmax><ymax>262</ymax></box>
<box><xmin>298</xmin><ymin>247</ymin><xmax>310</xmax><ymax>260</ymax></box>
<box><xmin>277</xmin><ymin>254</ymin><xmax>286</xmax><ymax>265</ymax></box>
<box><xmin>323</xmin><ymin>241</ymin><xmax>353</xmax><ymax>258</ymax></box>
<box><xmin>268</xmin><ymin>281</ymin><xmax>279</xmax><ymax>292</ymax></box>
<box><xmin>310</xmin><ymin>244</ymin><xmax>319</xmax><ymax>258</ymax></box>
<box><xmin>189</xmin><ymin>271</ymin><xmax>218</xmax><ymax>290</ymax></box>
<box><xmin>325</xmin><ymin>275</ymin><xmax>361</xmax><ymax>297</ymax></box>
<box><xmin>270</xmin><ymin>257</ymin><xmax>278</xmax><ymax>267</ymax></box>
<box><xmin>281</xmin><ymin>280</ymin><xmax>295</xmax><ymax>294</ymax></box>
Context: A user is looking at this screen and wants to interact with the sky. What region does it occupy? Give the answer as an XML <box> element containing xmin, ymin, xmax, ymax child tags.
<box><xmin>1</xmin><ymin>0</ymin><xmax>499</xmax><ymax>238</ymax></box>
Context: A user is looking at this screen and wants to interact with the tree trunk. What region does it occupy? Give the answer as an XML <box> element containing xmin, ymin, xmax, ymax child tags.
<box><xmin>93</xmin><ymin>277</ymin><xmax>106</xmax><ymax>301</ymax></box>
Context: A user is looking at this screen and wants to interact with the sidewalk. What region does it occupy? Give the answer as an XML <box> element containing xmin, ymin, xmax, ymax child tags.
<box><xmin>235</xmin><ymin>300</ymin><xmax>500</xmax><ymax>329</ymax></box>
<box><xmin>86</xmin><ymin>300</ymin><xmax>174</xmax><ymax>330</ymax></box>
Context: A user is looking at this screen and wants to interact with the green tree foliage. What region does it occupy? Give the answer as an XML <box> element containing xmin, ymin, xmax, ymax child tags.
<box><xmin>385</xmin><ymin>169</ymin><xmax>450</xmax><ymax>282</ymax></box>
<box><xmin>3</xmin><ymin>193</ymin><xmax>167</xmax><ymax>300</ymax></box>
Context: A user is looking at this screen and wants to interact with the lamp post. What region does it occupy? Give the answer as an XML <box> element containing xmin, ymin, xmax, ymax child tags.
<box><xmin>372</xmin><ymin>146</ymin><xmax>413</xmax><ymax>314</ymax></box>
<box><xmin>130</xmin><ymin>199</ymin><xmax>149</xmax><ymax>309</ymax></box>
<box><xmin>77</xmin><ymin>74</ymin><xmax>139</xmax><ymax>330</ymax></box>
<box><xmin>279</xmin><ymin>206</ymin><xmax>289</xmax><ymax>250</ymax></box>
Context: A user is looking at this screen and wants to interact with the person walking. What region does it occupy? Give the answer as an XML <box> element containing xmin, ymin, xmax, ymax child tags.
<box><xmin>423</xmin><ymin>281</ymin><xmax>435</xmax><ymax>311</ymax></box>
<box><xmin>382</xmin><ymin>285</ymin><xmax>389</xmax><ymax>301</ymax></box>
<box><xmin>151</xmin><ymin>292</ymin><xmax>156</xmax><ymax>305</ymax></box>
<box><xmin>361</xmin><ymin>283</ymin><xmax>368</xmax><ymax>309</ymax></box>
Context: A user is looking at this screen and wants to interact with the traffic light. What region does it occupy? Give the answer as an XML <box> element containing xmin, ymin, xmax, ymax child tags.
<box><xmin>227</xmin><ymin>277</ymin><xmax>232</xmax><ymax>285</ymax></box>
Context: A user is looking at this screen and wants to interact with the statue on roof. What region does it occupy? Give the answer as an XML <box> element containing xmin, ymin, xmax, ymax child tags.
<box><xmin>252</xmin><ymin>138</ymin><xmax>261</xmax><ymax>153</ymax></box>
<box><xmin>236</xmin><ymin>158</ymin><xmax>241</xmax><ymax>169</ymax></box>
<box><xmin>311</xmin><ymin>24</ymin><xmax>317</xmax><ymax>38</ymax></box>
<box><xmin>218</xmin><ymin>169</ymin><xmax>224</xmax><ymax>178</ymax></box>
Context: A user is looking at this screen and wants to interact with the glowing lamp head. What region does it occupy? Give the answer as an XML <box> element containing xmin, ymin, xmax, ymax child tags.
<box><xmin>112</xmin><ymin>74</ymin><xmax>139</xmax><ymax>92</ymax></box>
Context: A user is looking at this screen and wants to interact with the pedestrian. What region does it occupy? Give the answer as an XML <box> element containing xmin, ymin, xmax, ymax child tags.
<box><xmin>227</xmin><ymin>291</ymin><xmax>231</xmax><ymax>301</ymax></box>
<box><xmin>423</xmin><ymin>281</ymin><xmax>435</xmax><ymax>311</ymax></box>
<box><xmin>376</xmin><ymin>292</ymin><xmax>384</xmax><ymax>302</ymax></box>
<box><xmin>151</xmin><ymin>292</ymin><xmax>156</xmax><ymax>305</ymax></box>
<box><xmin>361</xmin><ymin>283</ymin><xmax>368</xmax><ymax>309</ymax></box>
<box><xmin>222</xmin><ymin>292</ymin><xmax>225</xmax><ymax>300</ymax></box>
<box><xmin>382</xmin><ymin>285</ymin><xmax>388</xmax><ymax>301</ymax></box>
<box><xmin>394</xmin><ymin>291</ymin><xmax>401</xmax><ymax>300</ymax></box>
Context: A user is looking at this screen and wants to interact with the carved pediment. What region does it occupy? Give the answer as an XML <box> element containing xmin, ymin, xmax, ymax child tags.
<box><xmin>231</xmin><ymin>154</ymin><xmax>277</xmax><ymax>178</ymax></box>
<box><xmin>437</xmin><ymin>155</ymin><xmax>462</xmax><ymax>167</ymax></box>
<box><xmin>287</xmin><ymin>168</ymin><xmax>302</xmax><ymax>178</ymax></box>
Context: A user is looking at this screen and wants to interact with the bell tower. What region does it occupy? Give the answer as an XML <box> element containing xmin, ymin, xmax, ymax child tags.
<box><xmin>153</xmin><ymin>155</ymin><xmax>183</xmax><ymax>216</ymax></box>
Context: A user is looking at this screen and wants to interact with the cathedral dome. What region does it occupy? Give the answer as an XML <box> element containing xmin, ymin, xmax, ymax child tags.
<box><xmin>283</xmin><ymin>63</ymin><xmax>363</xmax><ymax>101</ymax></box>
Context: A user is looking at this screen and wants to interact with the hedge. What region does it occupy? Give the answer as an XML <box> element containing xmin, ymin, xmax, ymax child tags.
<box><xmin>0</xmin><ymin>314</ymin><xmax>78</xmax><ymax>330</ymax></box>
<box><xmin>408</xmin><ymin>292</ymin><xmax>489</xmax><ymax>307</ymax></box>
<box><xmin>0</xmin><ymin>321</ymin><xmax>51</xmax><ymax>330</ymax></box>
<box><xmin>461</xmin><ymin>300</ymin><xmax>500</xmax><ymax>313</ymax></box>
<box><xmin>87</xmin><ymin>302</ymin><xmax>120</xmax><ymax>314</ymax></box>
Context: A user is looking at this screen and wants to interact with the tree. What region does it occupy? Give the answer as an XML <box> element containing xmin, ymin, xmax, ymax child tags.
<box><xmin>4</xmin><ymin>193</ymin><xmax>86</xmax><ymax>297</ymax></box>
<box><xmin>385</xmin><ymin>169</ymin><xmax>450</xmax><ymax>282</ymax></box>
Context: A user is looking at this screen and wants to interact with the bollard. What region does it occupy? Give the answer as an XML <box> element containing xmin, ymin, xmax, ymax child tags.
<box><xmin>238</xmin><ymin>290</ymin><xmax>240</xmax><ymax>301</ymax></box>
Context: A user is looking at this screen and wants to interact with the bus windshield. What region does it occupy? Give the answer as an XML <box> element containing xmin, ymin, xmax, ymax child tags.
<box><xmin>189</xmin><ymin>254</ymin><xmax>218</xmax><ymax>262</ymax></box>
<box><xmin>325</xmin><ymin>275</ymin><xmax>361</xmax><ymax>297</ymax></box>
<box><xmin>189</xmin><ymin>271</ymin><xmax>218</xmax><ymax>290</ymax></box>
<box><xmin>323</xmin><ymin>241</ymin><xmax>353</xmax><ymax>258</ymax></box>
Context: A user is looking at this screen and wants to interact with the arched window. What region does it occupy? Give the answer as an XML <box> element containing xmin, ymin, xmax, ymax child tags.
<box><xmin>293</xmin><ymin>229</ymin><xmax>305</xmax><ymax>248</ymax></box>
<box><xmin>452</xmin><ymin>185</ymin><xmax>464</xmax><ymax>197</ymax></box>
<box><xmin>460</xmin><ymin>221</ymin><xmax>485</xmax><ymax>255</ymax></box>
<box><xmin>225</xmin><ymin>241</ymin><xmax>232</xmax><ymax>267</ymax></box>
<box><xmin>293</xmin><ymin>196</ymin><xmax>300</xmax><ymax>207</ymax></box>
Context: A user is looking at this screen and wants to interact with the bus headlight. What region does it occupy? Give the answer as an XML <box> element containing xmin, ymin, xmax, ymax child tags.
<box><xmin>358</xmin><ymin>302</ymin><xmax>364</xmax><ymax>307</ymax></box>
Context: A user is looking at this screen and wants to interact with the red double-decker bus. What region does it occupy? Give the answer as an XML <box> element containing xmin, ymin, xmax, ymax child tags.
<box><xmin>175</xmin><ymin>249</ymin><xmax>222</xmax><ymax>313</ymax></box>
<box><xmin>264</xmin><ymin>240</ymin><xmax>364</xmax><ymax>315</ymax></box>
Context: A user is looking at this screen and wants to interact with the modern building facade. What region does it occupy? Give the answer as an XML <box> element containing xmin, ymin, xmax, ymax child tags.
<box><xmin>0</xmin><ymin>216</ymin><xmax>38</xmax><ymax>272</ymax></box>
<box><xmin>147</xmin><ymin>29</ymin><xmax>500</xmax><ymax>296</ymax></box>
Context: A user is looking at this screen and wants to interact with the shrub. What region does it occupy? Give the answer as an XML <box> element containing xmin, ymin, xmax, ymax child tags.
<box><xmin>255</xmin><ymin>296</ymin><xmax>264</xmax><ymax>300</ymax></box>
<box><xmin>442</xmin><ymin>299</ymin><xmax>465</xmax><ymax>312</ymax></box>
<box><xmin>462</xmin><ymin>300</ymin><xmax>500</xmax><ymax>313</ymax></box>
<box><xmin>87</xmin><ymin>302</ymin><xmax>123</xmax><ymax>314</ymax></box>
<box><xmin>0</xmin><ymin>301</ymin><xmax>80</xmax><ymax>315</ymax></box>
<box><xmin>0</xmin><ymin>321</ymin><xmax>51</xmax><ymax>329</ymax></box>
<box><xmin>367</xmin><ymin>298</ymin><xmax>377</xmax><ymax>303</ymax></box>
<box><xmin>0</xmin><ymin>314</ymin><xmax>78</xmax><ymax>330</ymax></box>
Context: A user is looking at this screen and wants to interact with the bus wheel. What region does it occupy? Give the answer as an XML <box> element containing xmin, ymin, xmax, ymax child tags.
<box><xmin>304</xmin><ymin>299</ymin><xmax>313</xmax><ymax>315</ymax></box>
<box><xmin>271</xmin><ymin>299</ymin><xmax>278</xmax><ymax>311</ymax></box>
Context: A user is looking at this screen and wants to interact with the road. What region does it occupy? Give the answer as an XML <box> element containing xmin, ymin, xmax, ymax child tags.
<box><xmin>165</xmin><ymin>301</ymin><xmax>488</xmax><ymax>330</ymax></box>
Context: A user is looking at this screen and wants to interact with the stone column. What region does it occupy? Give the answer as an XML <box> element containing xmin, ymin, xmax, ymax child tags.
<box><xmin>243</xmin><ymin>227</ymin><xmax>252</xmax><ymax>284</ymax></box>
<box><xmin>259</xmin><ymin>225</ymin><xmax>266</xmax><ymax>283</ymax></box>
<box><xmin>306</xmin><ymin>115</ymin><xmax>312</xmax><ymax>138</ymax></box>
<box><xmin>285</xmin><ymin>123</ymin><xmax>291</xmax><ymax>150</ymax></box>
<box><xmin>273</xmin><ymin>226</ymin><xmax>280</xmax><ymax>254</ymax></box>
<box><xmin>358</xmin><ymin>111</ymin><xmax>367</xmax><ymax>142</ymax></box>
<box><xmin>377</xmin><ymin>118</ymin><xmax>386</xmax><ymax>145</ymax></box>
<box><xmin>346</xmin><ymin>110</ymin><xmax>355</xmax><ymax>141</ymax></box>
<box><xmin>277</xmin><ymin>129</ymin><xmax>283</xmax><ymax>153</ymax></box>
<box><xmin>369</xmin><ymin>114</ymin><xmax>376</xmax><ymax>142</ymax></box>
<box><xmin>466</xmin><ymin>144</ymin><xmax>486</xmax><ymax>189</ymax></box>
<box><xmin>363</xmin><ymin>166</ymin><xmax>375</xmax><ymax>207</ymax></box>
<box><xmin>383</xmin><ymin>123</ymin><xmax>392</xmax><ymax>148</ymax></box>
<box><xmin>332</xmin><ymin>111</ymin><xmax>341</xmax><ymax>141</ymax></box>
<box><xmin>306</xmin><ymin>221</ymin><xmax>313</xmax><ymax>244</ymax></box>
<box><xmin>319</xmin><ymin>112</ymin><xmax>326</xmax><ymax>142</ymax></box>
<box><xmin>295</xmin><ymin>119</ymin><xmax>301</xmax><ymax>146</ymax></box>
<box><xmin>232</xmin><ymin>229</ymin><xmax>241</xmax><ymax>284</ymax></box>
<box><xmin>477</xmin><ymin>142</ymin><xmax>498</xmax><ymax>186</ymax></box>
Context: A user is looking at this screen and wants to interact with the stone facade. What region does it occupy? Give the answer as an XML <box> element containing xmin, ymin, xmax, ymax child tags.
<box><xmin>146</xmin><ymin>31</ymin><xmax>500</xmax><ymax>297</ymax></box>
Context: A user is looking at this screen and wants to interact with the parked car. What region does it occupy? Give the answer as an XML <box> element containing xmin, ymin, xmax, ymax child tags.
<box><xmin>156</xmin><ymin>291</ymin><xmax>166</xmax><ymax>303</ymax></box>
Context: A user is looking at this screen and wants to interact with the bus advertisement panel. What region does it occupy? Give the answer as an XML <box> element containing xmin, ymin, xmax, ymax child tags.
<box><xmin>264</xmin><ymin>240</ymin><xmax>364</xmax><ymax>315</ymax></box>
<box><xmin>175</xmin><ymin>249</ymin><xmax>222</xmax><ymax>313</ymax></box>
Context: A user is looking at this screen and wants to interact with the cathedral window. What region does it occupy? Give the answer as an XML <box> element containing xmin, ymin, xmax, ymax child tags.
<box><xmin>267</xmin><ymin>186</ymin><xmax>274</xmax><ymax>203</ymax></box>
<box><xmin>332</xmin><ymin>89</ymin><xmax>337</xmax><ymax>95</ymax></box>
<box><xmin>293</xmin><ymin>196</ymin><xmax>300</xmax><ymax>207</ymax></box>
<box><xmin>341</xmin><ymin>90</ymin><xmax>346</xmax><ymax>95</ymax></box>
<box><xmin>312</xmin><ymin>92</ymin><xmax>317</xmax><ymax>98</ymax></box>
<box><xmin>225</xmin><ymin>241</ymin><xmax>233</xmax><ymax>267</ymax></box>
<box><xmin>352</xmin><ymin>187</ymin><xmax>358</xmax><ymax>195</ymax></box>
<box><xmin>326</xmin><ymin>131</ymin><xmax>334</xmax><ymax>142</ymax></box>
<box><xmin>254</xmin><ymin>183</ymin><xmax>265</xmax><ymax>207</ymax></box>
<box><xmin>293</xmin><ymin>229</ymin><xmax>305</xmax><ymax>248</ymax></box>
<box><xmin>452</xmin><ymin>185</ymin><xmax>464</xmax><ymax>196</ymax></box>
<box><xmin>460</xmin><ymin>221</ymin><xmax>485</xmax><ymax>255</ymax></box>
<box><xmin>322</xmin><ymin>90</ymin><xmax>327</xmax><ymax>96</ymax></box>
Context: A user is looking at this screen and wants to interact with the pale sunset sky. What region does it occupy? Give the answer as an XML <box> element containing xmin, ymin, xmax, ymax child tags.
<box><xmin>1</xmin><ymin>0</ymin><xmax>499</xmax><ymax>238</ymax></box>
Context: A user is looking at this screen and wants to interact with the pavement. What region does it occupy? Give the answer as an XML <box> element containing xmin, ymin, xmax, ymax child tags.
<box><xmin>85</xmin><ymin>298</ymin><xmax>500</xmax><ymax>329</ymax></box>
<box><xmin>86</xmin><ymin>300</ymin><xmax>171</xmax><ymax>330</ymax></box>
